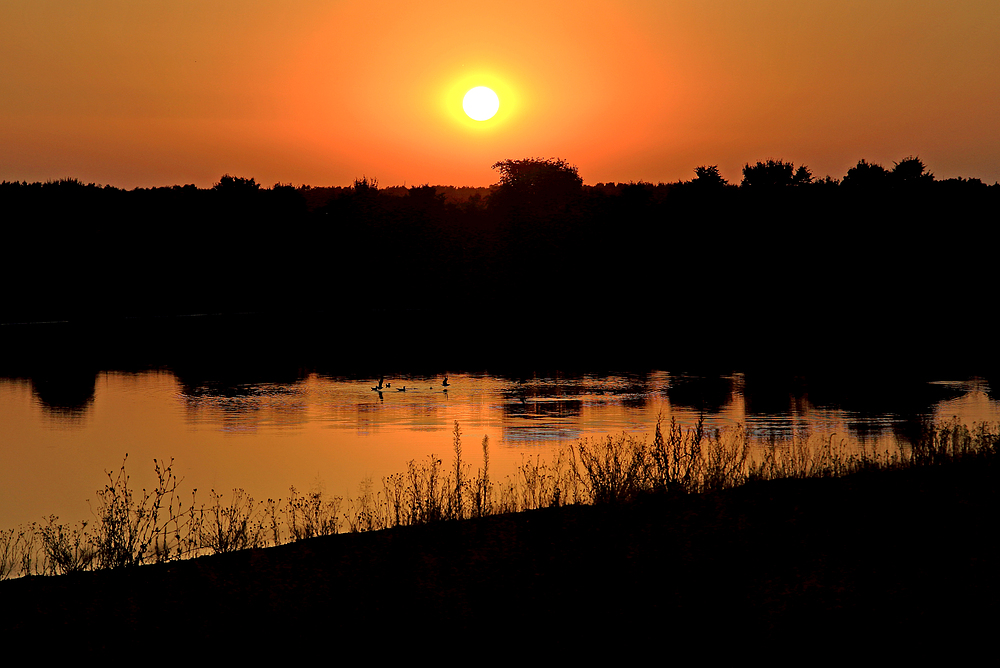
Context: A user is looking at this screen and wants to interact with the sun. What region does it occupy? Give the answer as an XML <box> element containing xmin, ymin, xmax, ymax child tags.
<box><xmin>462</xmin><ymin>86</ymin><xmax>500</xmax><ymax>121</ymax></box>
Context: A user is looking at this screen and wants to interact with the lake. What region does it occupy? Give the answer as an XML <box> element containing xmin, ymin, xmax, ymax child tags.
<box><xmin>2</xmin><ymin>366</ymin><xmax>997</xmax><ymax>531</ymax></box>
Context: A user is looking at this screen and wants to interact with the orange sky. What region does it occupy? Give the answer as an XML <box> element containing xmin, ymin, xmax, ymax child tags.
<box><xmin>3</xmin><ymin>0</ymin><xmax>998</xmax><ymax>188</ymax></box>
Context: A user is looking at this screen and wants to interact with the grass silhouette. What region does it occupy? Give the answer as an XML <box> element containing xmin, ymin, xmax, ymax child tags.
<box><xmin>1</xmin><ymin>417</ymin><xmax>996</xmax><ymax>579</ymax></box>
<box><xmin>0</xmin><ymin>417</ymin><xmax>995</xmax><ymax>658</ymax></box>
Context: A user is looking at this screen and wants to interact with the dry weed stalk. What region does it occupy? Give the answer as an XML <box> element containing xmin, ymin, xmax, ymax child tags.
<box><xmin>196</xmin><ymin>489</ymin><xmax>269</xmax><ymax>554</ymax></box>
<box><xmin>92</xmin><ymin>455</ymin><xmax>190</xmax><ymax>569</ymax></box>
<box><xmin>2</xmin><ymin>418</ymin><xmax>996</xmax><ymax>580</ymax></box>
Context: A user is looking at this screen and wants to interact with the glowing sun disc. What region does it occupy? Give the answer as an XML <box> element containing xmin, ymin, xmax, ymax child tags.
<box><xmin>463</xmin><ymin>86</ymin><xmax>500</xmax><ymax>121</ymax></box>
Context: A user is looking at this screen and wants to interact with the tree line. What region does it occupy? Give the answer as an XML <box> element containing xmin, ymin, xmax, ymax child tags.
<box><xmin>1</xmin><ymin>156</ymin><xmax>995</xmax><ymax>369</ymax></box>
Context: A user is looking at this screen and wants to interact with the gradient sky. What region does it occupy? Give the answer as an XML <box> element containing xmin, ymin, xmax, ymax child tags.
<box><xmin>3</xmin><ymin>0</ymin><xmax>998</xmax><ymax>188</ymax></box>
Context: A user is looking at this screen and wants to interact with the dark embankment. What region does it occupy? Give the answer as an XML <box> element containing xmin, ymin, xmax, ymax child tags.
<box><xmin>2</xmin><ymin>456</ymin><xmax>995</xmax><ymax>658</ymax></box>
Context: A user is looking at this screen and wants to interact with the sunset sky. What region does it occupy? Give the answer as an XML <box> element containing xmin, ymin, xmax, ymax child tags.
<box><xmin>3</xmin><ymin>0</ymin><xmax>998</xmax><ymax>188</ymax></box>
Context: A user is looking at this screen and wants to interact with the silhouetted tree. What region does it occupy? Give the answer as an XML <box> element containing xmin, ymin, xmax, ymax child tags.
<box><xmin>741</xmin><ymin>159</ymin><xmax>794</xmax><ymax>187</ymax></box>
<box><xmin>213</xmin><ymin>174</ymin><xmax>260</xmax><ymax>192</ymax></box>
<box><xmin>792</xmin><ymin>165</ymin><xmax>814</xmax><ymax>185</ymax></box>
<box><xmin>936</xmin><ymin>176</ymin><xmax>987</xmax><ymax>192</ymax></box>
<box><xmin>491</xmin><ymin>158</ymin><xmax>581</xmax><ymax>192</ymax></box>
<box><xmin>352</xmin><ymin>175</ymin><xmax>378</xmax><ymax>193</ymax></box>
<box><xmin>404</xmin><ymin>184</ymin><xmax>445</xmax><ymax>211</ymax></box>
<box><xmin>268</xmin><ymin>182</ymin><xmax>308</xmax><ymax>218</ymax></box>
<box><xmin>891</xmin><ymin>155</ymin><xmax>933</xmax><ymax>185</ymax></box>
<box><xmin>842</xmin><ymin>159</ymin><xmax>889</xmax><ymax>188</ymax></box>
<box><xmin>343</xmin><ymin>176</ymin><xmax>380</xmax><ymax>213</ymax></box>
<box><xmin>692</xmin><ymin>165</ymin><xmax>728</xmax><ymax>188</ymax></box>
<box><xmin>489</xmin><ymin>157</ymin><xmax>582</xmax><ymax>218</ymax></box>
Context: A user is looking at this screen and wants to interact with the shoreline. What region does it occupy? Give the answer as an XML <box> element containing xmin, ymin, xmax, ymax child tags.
<box><xmin>2</xmin><ymin>454</ymin><xmax>995</xmax><ymax>656</ymax></box>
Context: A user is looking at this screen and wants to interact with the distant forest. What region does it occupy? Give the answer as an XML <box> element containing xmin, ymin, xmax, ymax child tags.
<box><xmin>2</xmin><ymin>156</ymin><xmax>996</xmax><ymax>370</ymax></box>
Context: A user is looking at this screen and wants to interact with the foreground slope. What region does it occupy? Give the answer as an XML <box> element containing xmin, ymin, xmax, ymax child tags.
<box><xmin>2</xmin><ymin>457</ymin><xmax>995</xmax><ymax>657</ymax></box>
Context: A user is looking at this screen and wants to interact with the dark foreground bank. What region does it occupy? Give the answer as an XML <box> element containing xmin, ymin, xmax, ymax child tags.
<box><xmin>2</xmin><ymin>457</ymin><xmax>995</xmax><ymax>659</ymax></box>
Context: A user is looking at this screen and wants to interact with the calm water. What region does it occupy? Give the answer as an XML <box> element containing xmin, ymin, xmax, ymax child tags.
<box><xmin>1</xmin><ymin>369</ymin><xmax>998</xmax><ymax>530</ymax></box>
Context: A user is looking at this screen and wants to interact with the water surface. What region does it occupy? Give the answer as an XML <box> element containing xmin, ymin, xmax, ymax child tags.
<box><xmin>2</xmin><ymin>369</ymin><xmax>997</xmax><ymax>530</ymax></box>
